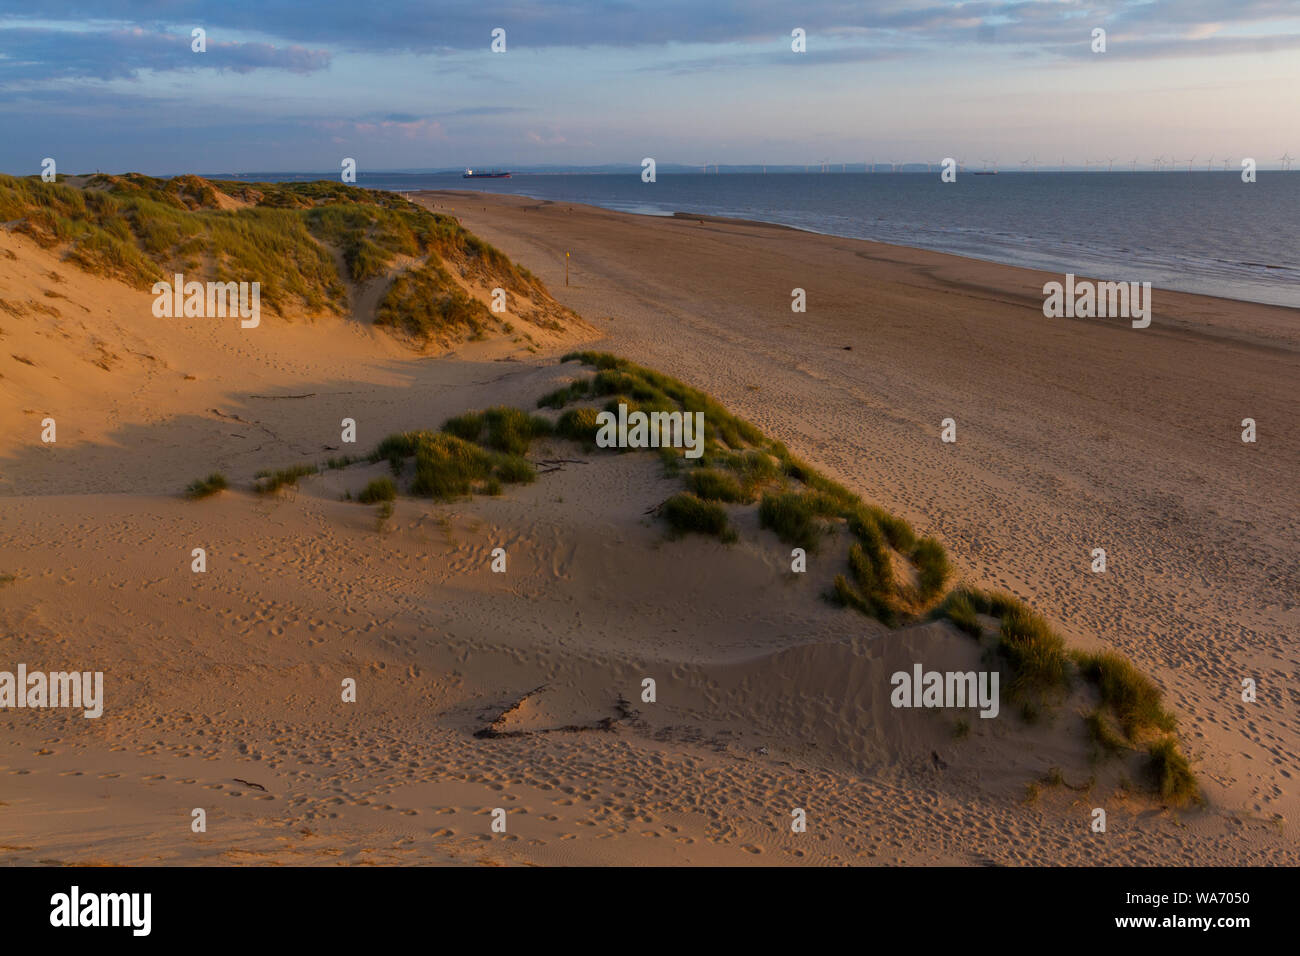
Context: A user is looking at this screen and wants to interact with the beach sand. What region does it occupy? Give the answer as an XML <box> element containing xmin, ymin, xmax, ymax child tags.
<box><xmin>0</xmin><ymin>194</ymin><xmax>1295</xmax><ymax>865</ymax></box>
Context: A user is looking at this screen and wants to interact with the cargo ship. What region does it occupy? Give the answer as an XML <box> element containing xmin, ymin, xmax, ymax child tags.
<box><xmin>463</xmin><ymin>168</ymin><xmax>511</xmax><ymax>179</ymax></box>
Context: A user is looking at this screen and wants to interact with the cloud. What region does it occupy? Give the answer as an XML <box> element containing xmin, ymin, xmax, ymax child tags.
<box><xmin>526</xmin><ymin>129</ymin><xmax>567</xmax><ymax>145</ymax></box>
<box><xmin>1048</xmin><ymin>29</ymin><xmax>1300</xmax><ymax>60</ymax></box>
<box><xmin>0</xmin><ymin>25</ymin><xmax>329</xmax><ymax>84</ymax></box>
<box><xmin>317</xmin><ymin>116</ymin><xmax>445</xmax><ymax>140</ymax></box>
<box><xmin>9</xmin><ymin>1</ymin><xmax>1297</xmax><ymax>56</ymax></box>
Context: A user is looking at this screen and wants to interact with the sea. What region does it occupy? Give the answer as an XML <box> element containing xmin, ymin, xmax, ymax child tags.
<box><xmin>208</xmin><ymin>170</ymin><xmax>1300</xmax><ymax>309</ymax></box>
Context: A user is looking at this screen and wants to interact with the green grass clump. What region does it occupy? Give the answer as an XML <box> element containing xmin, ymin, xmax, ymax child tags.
<box><xmin>829</xmin><ymin>574</ymin><xmax>875</xmax><ymax>614</ymax></box>
<box><xmin>556</xmin><ymin>406</ymin><xmax>602</xmax><ymax>444</ymax></box>
<box><xmin>661</xmin><ymin>493</ymin><xmax>734</xmax><ymax>541</ymax></box>
<box><xmin>714</xmin><ymin>448</ymin><xmax>779</xmax><ymax>493</ymax></box>
<box><xmin>996</xmin><ymin>604</ymin><xmax>1071</xmax><ymax>703</ymax></box>
<box><xmin>409</xmin><ymin>435</ymin><xmax>490</xmax><ymax>499</ymax></box>
<box><xmin>253</xmin><ymin>464</ymin><xmax>318</xmax><ymax>494</ymax></box>
<box><xmin>409</xmin><ymin>433</ymin><xmax>489</xmax><ymax>499</ymax></box>
<box><xmin>443</xmin><ymin>407</ymin><xmax>551</xmax><ymax>455</ymax></box>
<box><xmin>932</xmin><ymin>589</ymin><xmax>983</xmax><ymax>637</ymax></box>
<box><xmin>1075</xmin><ymin>651</ymin><xmax>1177</xmax><ymax>739</ymax></box>
<box><xmin>857</xmin><ymin>504</ymin><xmax>917</xmax><ymax>552</ymax></box>
<box><xmin>845</xmin><ymin>507</ymin><xmax>890</xmax><ymax>572</ymax></box>
<box><xmin>758</xmin><ymin>490</ymin><xmax>837</xmax><ymax>553</ymax></box>
<box><xmin>385</xmin><ymin>432</ymin><xmax>533</xmax><ymax>500</ymax></box>
<box><xmin>1146</xmin><ymin>739</ymin><xmax>1199</xmax><ymax>805</ymax></box>
<box><xmin>847</xmin><ymin>541</ymin><xmax>888</xmax><ymax>597</ymax></box>
<box><xmin>184</xmin><ymin>472</ymin><xmax>228</xmax><ymax>499</ymax></box>
<box><xmin>778</xmin><ymin>454</ymin><xmax>859</xmax><ymax>509</ymax></box>
<box><xmin>561</xmin><ymin>351</ymin><xmax>765</xmax><ymax>450</ymax></box>
<box><xmin>375</xmin><ymin>262</ymin><xmax>491</xmax><ymax>342</ymax></box>
<box><xmin>358</xmin><ymin>477</ymin><xmax>396</xmax><ymax>503</ymax></box>
<box><xmin>324</xmin><ymin>455</ymin><xmax>361</xmax><ymax>470</ymax></box>
<box><xmin>686</xmin><ymin>468</ymin><xmax>749</xmax><ymax>503</ymax></box>
<box><xmin>912</xmin><ymin>537</ymin><xmax>951</xmax><ymax>600</ymax></box>
<box><xmin>1085</xmin><ymin>708</ymin><xmax>1129</xmax><ymax>756</ymax></box>
<box><xmin>493</xmin><ymin>454</ymin><xmax>536</xmax><ymax>484</ymax></box>
<box><xmin>537</xmin><ymin>380</ymin><xmax>590</xmax><ymax>409</ymax></box>
<box><xmin>370</xmin><ymin>430</ymin><xmax>431</xmax><ymax>462</ymax></box>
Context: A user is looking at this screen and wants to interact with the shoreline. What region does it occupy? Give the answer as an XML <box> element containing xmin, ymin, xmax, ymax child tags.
<box><xmin>417</xmin><ymin>190</ymin><xmax>1300</xmax><ymax>354</ymax></box>
<box><xmin>416</xmin><ymin>186</ymin><xmax>1300</xmax><ymax>311</ymax></box>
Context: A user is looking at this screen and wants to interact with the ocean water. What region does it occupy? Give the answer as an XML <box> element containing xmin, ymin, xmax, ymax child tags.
<box><xmin>214</xmin><ymin>170</ymin><xmax>1300</xmax><ymax>308</ymax></box>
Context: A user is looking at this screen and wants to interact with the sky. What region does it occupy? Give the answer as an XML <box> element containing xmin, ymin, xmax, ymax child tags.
<box><xmin>1</xmin><ymin>1</ymin><xmax>1298</xmax><ymax>174</ymax></box>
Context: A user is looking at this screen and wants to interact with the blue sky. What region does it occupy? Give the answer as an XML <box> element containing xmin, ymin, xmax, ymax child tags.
<box><xmin>1</xmin><ymin>1</ymin><xmax>1298</xmax><ymax>174</ymax></box>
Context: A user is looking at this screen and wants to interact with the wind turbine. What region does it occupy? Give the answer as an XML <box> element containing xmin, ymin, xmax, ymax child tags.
<box><xmin>1107</xmin><ymin>156</ymin><xmax>1117</xmax><ymax>172</ymax></box>
<box><xmin>1020</xmin><ymin>155</ymin><xmax>1038</xmax><ymax>172</ymax></box>
<box><xmin>1130</xmin><ymin>157</ymin><xmax>1138</xmax><ymax>172</ymax></box>
<box><xmin>1221</xmin><ymin>157</ymin><xmax>1232</xmax><ymax>172</ymax></box>
<box><xmin>1205</xmin><ymin>155</ymin><xmax>1214</xmax><ymax>172</ymax></box>
<box><xmin>1151</xmin><ymin>156</ymin><xmax>1164</xmax><ymax>172</ymax></box>
<box><xmin>1280</xmin><ymin>152</ymin><xmax>1294</xmax><ymax>171</ymax></box>
<box><xmin>1185</xmin><ymin>155</ymin><xmax>1196</xmax><ymax>172</ymax></box>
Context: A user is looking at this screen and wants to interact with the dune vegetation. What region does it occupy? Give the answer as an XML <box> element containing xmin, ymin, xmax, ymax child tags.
<box><xmin>214</xmin><ymin>349</ymin><xmax>1198</xmax><ymax>805</ymax></box>
<box><xmin>183</xmin><ymin>472</ymin><xmax>228</xmax><ymax>499</ymax></box>
<box><xmin>0</xmin><ymin>171</ymin><xmax>572</xmax><ymax>347</ymax></box>
<box><xmin>504</xmin><ymin>352</ymin><xmax>1203</xmax><ymax>802</ymax></box>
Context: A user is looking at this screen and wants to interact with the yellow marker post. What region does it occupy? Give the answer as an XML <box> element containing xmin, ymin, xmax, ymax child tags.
<box><xmin>565</xmin><ymin>251</ymin><xmax>569</xmax><ymax>286</ymax></box>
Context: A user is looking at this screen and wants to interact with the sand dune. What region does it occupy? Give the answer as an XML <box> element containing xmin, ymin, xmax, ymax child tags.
<box><xmin>0</xmin><ymin>191</ymin><xmax>1295</xmax><ymax>865</ymax></box>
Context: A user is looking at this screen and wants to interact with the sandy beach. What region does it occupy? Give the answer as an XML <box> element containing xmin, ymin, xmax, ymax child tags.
<box><xmin>1</xmin><ymin>188</ymin><xmax>1295</xmax><ymax>866</ymax></box>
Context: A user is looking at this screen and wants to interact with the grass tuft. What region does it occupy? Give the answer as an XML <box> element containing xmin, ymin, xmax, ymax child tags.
<box><xmin>685</xmin><ymin>468</ymin><xmax>749</xmax><ymax>503</ymax></box>
<box><xmin>253</xmin><ymin>464</ymin><xmax>317</xmax><ymax>494</ymax></box>
<box><xmin>358</xmin><ymin>477</ymin><xmax>396</xmax><ymax>503</ymax></box>
<box><xmin>1075</xmin><ymin>650</ymin><xmax>1177</xmax><ymax>739</ymax></box>
<box><xmin>661</xmin><ymin>493</ymin><xmax>733</xmax><ymax>541</ymax></box>
<box><xmin>1147</xmin><ymin>738</ymin><xmax>1199</xmax><ymax>805</ymax></box>
<box><xmin>758</xmin><ymin>490</ymin><xmax>833</xmax><ymax>553</ymax></box>
<box><xmin>185</xmin><ymin>472</ymin><xmax>228</xmax><ymax>499</ymax></box>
